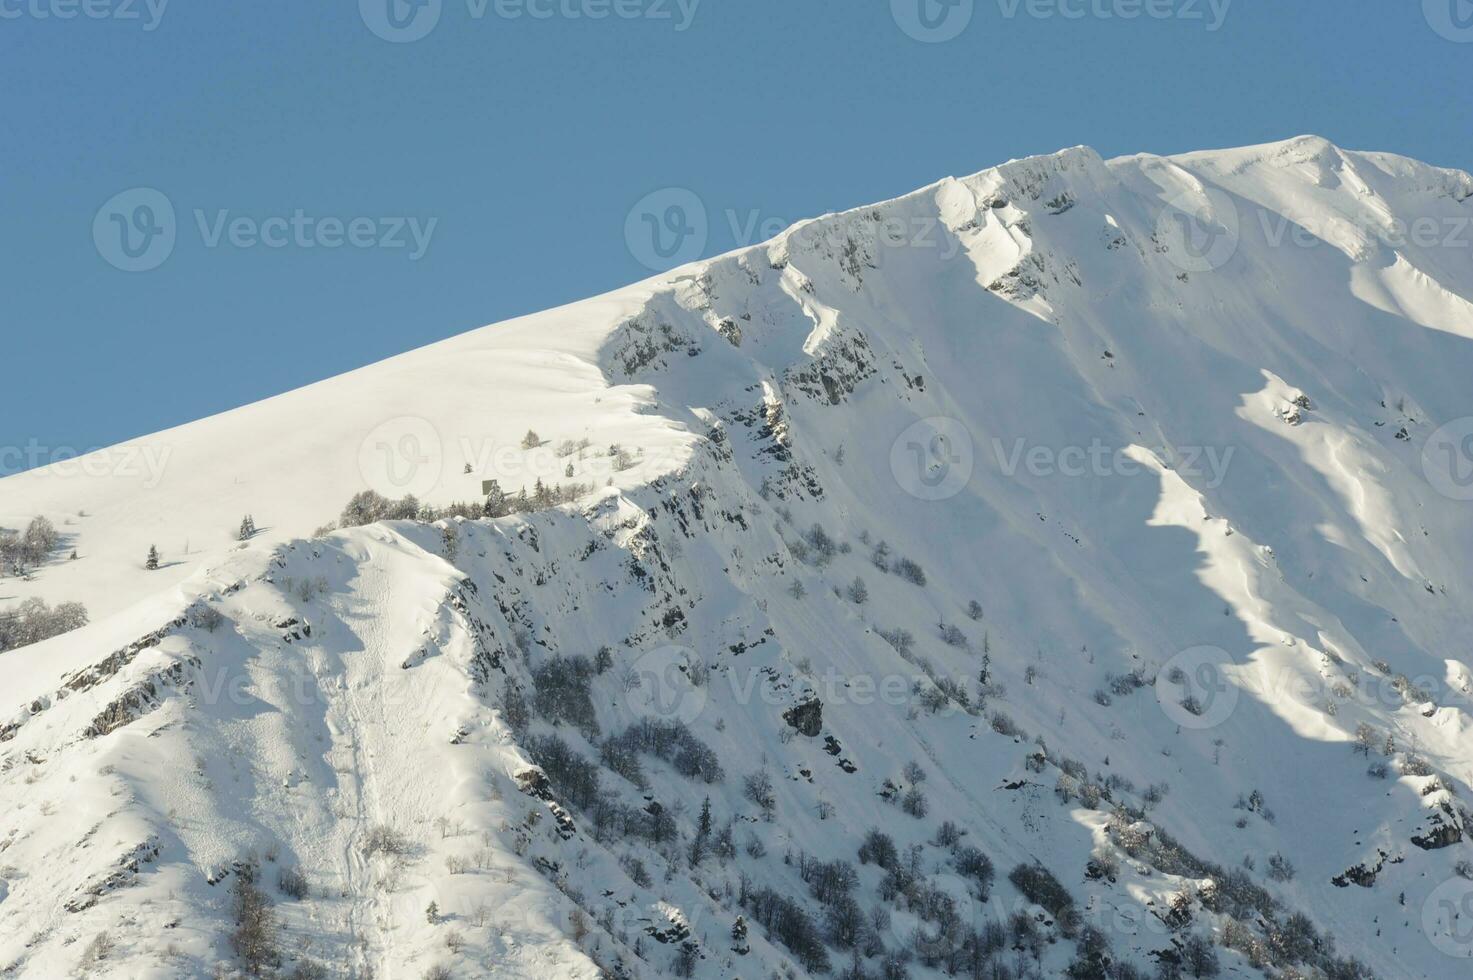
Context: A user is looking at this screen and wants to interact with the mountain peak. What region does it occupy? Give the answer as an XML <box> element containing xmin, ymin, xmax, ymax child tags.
<box><xmin>4</xmin><ymin>138</ymin><xmax>1473</xmax><ymax>979</ymax></box>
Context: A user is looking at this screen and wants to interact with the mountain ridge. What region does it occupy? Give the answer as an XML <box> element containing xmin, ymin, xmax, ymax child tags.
<box><xmin>4</xmin><ymin>137</ymin><xmax>1473</xmax><ymax>979</ymax></box>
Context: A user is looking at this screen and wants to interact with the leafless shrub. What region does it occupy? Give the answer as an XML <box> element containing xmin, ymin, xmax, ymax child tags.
<box><xmin>189</xmin><ymin>603</ymin><xmax>226</xmax><ymax>632</ymax></box>
<box><xmin>230</xmin><ymin>866</ymin><xmax>278</xmax><ymax>973</ymax></box>
<box><xmin>361</xmin><ymin>825</ymin><xmax>411</xmax><ymax>858</ymax></box>
<box><xmin>0</xmin><ymin>597</ymin><xmax>89</xmax><ymax>652</ymax></box>
<box><xmin>277</xmin><ymin>866</ymin><xmax>309</xmax><ymax>900</ymax></box>
<box><xmin>80</xmin><ymin>931</ymin><xmax>115</xmax><ymax>966</ymax></box>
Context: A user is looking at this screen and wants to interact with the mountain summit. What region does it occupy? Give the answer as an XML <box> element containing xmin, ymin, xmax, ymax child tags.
<box><xmin>4</xmin><ymin>138</ymin><xmax>1473</xmax><ymax>978</ymax></box>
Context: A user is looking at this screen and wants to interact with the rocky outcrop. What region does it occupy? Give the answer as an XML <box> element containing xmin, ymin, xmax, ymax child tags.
<box><xmin>782</xmin><ymin>698</ymin><xmax>823</xmax><ymax>738</ymax></box>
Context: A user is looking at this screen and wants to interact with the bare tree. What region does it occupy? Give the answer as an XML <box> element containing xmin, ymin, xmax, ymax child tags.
<box><xmin>229</xmin><ymin>868</ymin><xmax>277</xmax><ymax>974</ymax></box>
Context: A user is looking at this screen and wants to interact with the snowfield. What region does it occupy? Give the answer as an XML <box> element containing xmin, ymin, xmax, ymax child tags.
<box><xmin>4</xmin><ymin>136</ymin><xmax>1473</xmax><ymax>979</ymax></box>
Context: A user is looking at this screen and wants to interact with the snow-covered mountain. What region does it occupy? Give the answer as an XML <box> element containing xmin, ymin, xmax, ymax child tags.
<box><xmin>4</xmin><ymin>135</ymin><xmax>1473</xmax><ymax>980</ymax></box>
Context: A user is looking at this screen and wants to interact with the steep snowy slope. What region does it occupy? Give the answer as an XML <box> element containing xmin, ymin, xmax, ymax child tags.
<box><xmin>0</xmin><ymin>283</ymin><xmax>698</xmax><ymax>626</ymax></box>
<box><xmin>4</xmin><ymin>136</ymin><xmax>1473</xmax><ymax>979</ymax></box>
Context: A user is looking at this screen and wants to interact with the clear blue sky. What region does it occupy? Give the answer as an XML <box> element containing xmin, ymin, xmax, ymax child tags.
<box><xmin>3</xmin><ymin>0</ymin><xmax>1469</xmax><ymax>471</ymax></box>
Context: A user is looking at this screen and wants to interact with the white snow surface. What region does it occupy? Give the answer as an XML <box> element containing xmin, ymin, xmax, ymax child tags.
<box><xmin>4</xmin><ymin>136</ymin><xmax>1473</xmax><ymax>978</ymax></box>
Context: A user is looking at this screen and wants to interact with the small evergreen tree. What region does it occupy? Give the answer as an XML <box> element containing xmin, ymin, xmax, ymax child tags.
<box><xmin>690</xmin><ymin>796</ymin><xmax>714</xmax><ymax>867</ymax></box>
<box><xmin>483</xmin><ymin>480</ymin><xmax>508</xmax><ymax>518</ymax></box>
<box><xmin>521</xmin><ymin>430</ymin><xmax>541</xmax><ymax>450</ymax></box>
<box><xmin>689</xmin><ymin>795</ymin><xmax>712</xmax><ymax>866</ymax></box>
<box><xmin>146</xmin><ymin>545</ymin><xmax>159</xmax><ymax>570</ymax></box>
<box><xmin>426</xmin><ymin>900</ymin><xmax>440</xmax><ymax>924</ymax></box>
<box><xmin>731</xmin><ymin>915</ymin><xmax>749</xmax><ymax>953</ymax></box>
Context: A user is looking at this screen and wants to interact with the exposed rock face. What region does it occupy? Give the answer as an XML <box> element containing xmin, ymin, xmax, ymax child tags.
<box><xmin>1411</xmin><ymin>807</ymin><xmax>1464</xmax><ymax>851</ymax></box>
<box><xmin>82</xmin><ymin>657</ymin><xmax>198</xmax><ymax>739</ymax></box>
<box><xmin>516</xmin><ymin>767</ymin><xmax>554</xmax><ymax>800</ymax></box>
<box><xmin>1332</xmin><ymin>850</ymin><xmax>1401</xmax><ymax>888</ymax></box>
<box><xmin>782</xmin><ymin>698</ymin><xmax>823</xmax><ymax>737</ymax></box>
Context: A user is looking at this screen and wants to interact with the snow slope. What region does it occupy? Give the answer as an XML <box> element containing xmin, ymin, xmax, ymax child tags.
<box><xmin>4</xmin><ymin>136</ymin><xmax>1473</xmax><ymax>979</ymax></box>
